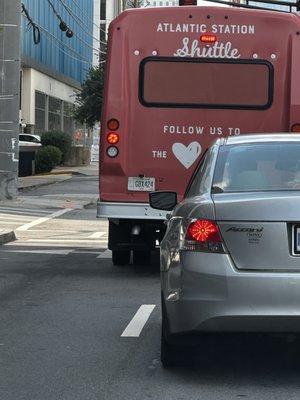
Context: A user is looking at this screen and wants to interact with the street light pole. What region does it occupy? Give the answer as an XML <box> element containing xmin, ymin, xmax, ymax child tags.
<box><xmin>0</xmin><ymin>0</ymin><xmax>20</xmax><ymax>199</ymax></box>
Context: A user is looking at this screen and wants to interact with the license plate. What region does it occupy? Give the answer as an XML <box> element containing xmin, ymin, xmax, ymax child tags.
<box><xmin>293</xmin><ymin>225</ymin><xmax>300</xmax><ymax>254</ymax></box>
<box><xmin>128</xmin><ymin>177</ymin><xmax>155</xmax><ymax>192</ymax></box>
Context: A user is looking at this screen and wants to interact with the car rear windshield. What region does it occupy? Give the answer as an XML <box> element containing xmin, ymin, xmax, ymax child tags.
<box><xmin>140</xmin><ymin>58</ymin><xmax>273</xmax><ymax>109</ymax></box>
<box><xmin>213</xmin><ymin>142</ymin><xmax>300</xmax><ymax>193</ymax></box>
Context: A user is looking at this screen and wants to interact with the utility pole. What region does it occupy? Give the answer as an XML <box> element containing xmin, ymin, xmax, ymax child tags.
<box><xmin>0</xmin><ymin>0</ymin><xmax>20</xmax><ymax>199</ymax></box>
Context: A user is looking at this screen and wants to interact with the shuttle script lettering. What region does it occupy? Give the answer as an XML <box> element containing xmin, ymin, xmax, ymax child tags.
<box><xmin>174</xmin><ymin>38</ymin><xmax>241</xmax><ymax>59</ymax></box>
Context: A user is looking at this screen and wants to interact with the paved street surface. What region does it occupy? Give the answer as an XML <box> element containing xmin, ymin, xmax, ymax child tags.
<box><xmin>1</xmin><ymin>171</ymin><xmax>300</xmax><ymax>399</ymax></box>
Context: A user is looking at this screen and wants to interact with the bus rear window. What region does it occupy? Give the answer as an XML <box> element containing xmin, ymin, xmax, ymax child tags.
<box><xmin>139</xmin><ymin>58</ymin><xmax>273</xmax><ymax>110</ymax></box>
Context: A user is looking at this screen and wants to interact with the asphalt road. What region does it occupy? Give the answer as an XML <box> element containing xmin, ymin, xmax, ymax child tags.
<box><xmin>1</xmin><ymin>176</ymin><xmax>300</xmax><ymax>399</ymax></box>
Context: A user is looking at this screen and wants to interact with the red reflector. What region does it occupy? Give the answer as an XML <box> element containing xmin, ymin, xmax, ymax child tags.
<box><xmin>200</xmin><ymin>34</ymin><xmax>217</xmax><ymax>43</ymax></box>
<box><xmin>291</xmin><ymin>124</ymin><xmax>300</xmax><ymax>133</ymax></box>
<box><xmin>186</xmin><ymin>220</ymin><xmax>222</xmax><ymax>243</ymax></box>
<box><xmin>107</xmin><ymin>132</ymin><xmax>119</xmax><ymax>144</ymax></box>
<box><xmin>107</xmin><ymin>119</ymin><xmax>119</xmax><ymax>131</ymax></box>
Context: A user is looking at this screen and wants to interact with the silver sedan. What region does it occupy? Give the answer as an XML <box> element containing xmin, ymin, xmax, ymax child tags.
<box><xmin>150</xmin><ymin>134</ymin><xmax>300</xmax><ymax>367</ymax></box>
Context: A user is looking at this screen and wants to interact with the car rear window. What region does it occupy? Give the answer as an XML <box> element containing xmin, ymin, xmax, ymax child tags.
<box><xmin>213</xmin><ymin>142</ymin><xmax>300</xmax><ymax>193</ymax></box>
<box><xmin>140</xmin><ymin>57</ymin><xmax>273</xmax><ymax>109</ymax></box>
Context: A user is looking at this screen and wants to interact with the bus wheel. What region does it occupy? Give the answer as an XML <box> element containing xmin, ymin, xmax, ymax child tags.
<box><xmin>112</xmin><ymin>250</ymin><xmax>131</xmax><ymax>266</ymax></box>
<box><xmin>133</xmin><ymin>250</ymin><xmax>151</xmax><ymax>266</ymax></box>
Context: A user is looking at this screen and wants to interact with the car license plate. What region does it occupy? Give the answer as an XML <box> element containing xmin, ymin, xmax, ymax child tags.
<box><xmin>128</xmin><ymin>177</ymin><xmax>155</xmax><ymax>192</ymax></box>
<box><xmin>293</xmin><ymin>225</ymin><xmax>300</xmax><ymax>255</ymax></box>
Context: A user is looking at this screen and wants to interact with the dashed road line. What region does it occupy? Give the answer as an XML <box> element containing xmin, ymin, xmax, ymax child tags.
<box><xmin>16</xmin><ymin>208</ymin><xmax>73</xmax><ymax>231</ymax></box>
<box><xmin>121</xmin><ymin>305</ymin><xmax>156</xmax><ymax>337</ymax></box>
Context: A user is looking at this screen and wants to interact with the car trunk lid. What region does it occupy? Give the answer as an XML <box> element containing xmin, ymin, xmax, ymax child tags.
<box><xmin>213</xmin><ymin>192</ymin><xmax>300</xmax><ymax>271</ymax></box>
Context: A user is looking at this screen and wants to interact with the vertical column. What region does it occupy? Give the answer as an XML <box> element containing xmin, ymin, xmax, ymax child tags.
<box><xmin>0</xmin><ymin>0</ymin><xmax>20</xmax><ymax>199</ymax></box>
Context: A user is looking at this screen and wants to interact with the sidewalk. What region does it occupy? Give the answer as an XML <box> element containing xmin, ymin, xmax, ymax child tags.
<box><xmin>18</xmin><ymin>162</ymin><xmax>98</xmax><ymax>190</ymax></box>
<box><xmin>0</xmin><ymin>163</ymin><xmax>99</xmax><ymax>244</ymax></box>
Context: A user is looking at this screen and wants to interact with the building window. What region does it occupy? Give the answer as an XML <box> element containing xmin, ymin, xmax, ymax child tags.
<box><xmin>35</xmin><ymin>91</ymin><xmax>47</xmax><ymax>133</ymax></box>
<box><xmin>49</xmin><ymin>96</ymin><xmax>62</xmax><ymax>131</ymax></box>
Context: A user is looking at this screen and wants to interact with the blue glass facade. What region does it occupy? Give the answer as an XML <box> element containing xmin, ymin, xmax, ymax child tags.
<box><xmin>21</xmin><ymin>0</ymin><xmax>94</xmax><ymax>84</ymax></box>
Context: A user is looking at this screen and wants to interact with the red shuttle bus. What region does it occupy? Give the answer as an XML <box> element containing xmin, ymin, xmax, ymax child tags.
<box><xmin>98</xmin><ymin>0</ymin><xmax>300</xmax><ymax>266</ymax></box>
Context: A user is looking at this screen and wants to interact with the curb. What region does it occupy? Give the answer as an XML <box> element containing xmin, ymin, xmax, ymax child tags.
<box><xmin>18</xmin><ymin>175</ymin><xmax>73</xmax><ymax>191</ymax></box>
<box><xmin>39</xmin><ymin>170</ymin><xmax>82</xmax><ymax>176</ymax></box>
<box><xmin>0</xmin><ymin>230</ymin><xmax>16</xmax><ymax>245</ymax></box>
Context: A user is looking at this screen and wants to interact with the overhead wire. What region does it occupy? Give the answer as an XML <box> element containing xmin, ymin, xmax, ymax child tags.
<box><xmin>21</xmin><ymin>3</ymin><xmax>41</xmax><ymax>44</ymax></box>
<box><xmin>47</xmin><ymin>0</ymin><xmax>107</xmax><ymax>58</ymax></box>
<box><xmin>58</xmin><ymin>0</ymin><xmax>107</xmax><ymax>45</ymax></box>
<box><xmin>44</xmin><ymin>0</ymin><xmax>106</xmax><ymax>61</ymax></box>
<box><xmin>21</xmin><ymin>13</ymin><xmax>93</xmax><ymax>64</ymax></box>
<box><xmin>67</xmin><ymin>0</ymin><xmax>102</xmax><ymax>30</ymax></box>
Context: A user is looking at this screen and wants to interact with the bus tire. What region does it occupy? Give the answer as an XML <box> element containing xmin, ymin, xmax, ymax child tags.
<box><xmin>112</xmin><ymin>250</ymin><xmax>131</xmax><ymax>266</ymax></box>
<box><xmin>132</xmin><ymin>250</ymin><xmax>151</xmax><ymax>266</ymax></box>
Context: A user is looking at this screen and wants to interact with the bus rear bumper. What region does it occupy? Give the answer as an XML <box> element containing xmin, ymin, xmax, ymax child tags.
<box><xmin>97</xmin><ymin>200</ymin><xmax>168</xmax><ymax>220</ymax></box>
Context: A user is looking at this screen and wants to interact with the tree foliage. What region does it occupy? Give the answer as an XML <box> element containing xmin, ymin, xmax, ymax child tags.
<box><xmin>41</xmin><ymin>131</ymin><xmax>72</xmax><ymax>163</ymax></box>
<box><xmin>73</xmin><ymin>66</ymin><xmax>105</xmax><ymax>128</ymax></box>
<box><xmin>36</xmin><ymin>146</ymin><xmax>62</xmax><ymax>174</ymax></box>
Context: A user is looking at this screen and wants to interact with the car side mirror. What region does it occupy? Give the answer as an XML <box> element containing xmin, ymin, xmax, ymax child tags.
<box><xmin>149</xmin><ymin>191</ymin><xmax>177</xmax><ymax>211</ymax></box>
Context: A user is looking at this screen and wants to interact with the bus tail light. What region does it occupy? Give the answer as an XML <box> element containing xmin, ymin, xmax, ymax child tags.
<box><xmin>291</xmin><ymin>124</ymin><xmax>300</xmax><ymax>133</ymax></box>
<box><xmin>200</xmin><ymin>34</ymin><xmax>217</xmax><ymax>43</ymax></box>
<box><xmin>107</xmin><ymin>119</ymin><xmax>119</xmax><ymax>131</ymax></box>
<box><xmin>181</xmin><ymin>219</ymin><xmax>225</xmax><ymax>253</ymax></box>
<box><xmin>107</xmin><ymin>132</ymin><xmax>119</xmax><ymax>144</ymax></box>
<box><xmin>107</xmin><ymin>146</ymin><xmax>119</xmax><ymax>158</ymax></box>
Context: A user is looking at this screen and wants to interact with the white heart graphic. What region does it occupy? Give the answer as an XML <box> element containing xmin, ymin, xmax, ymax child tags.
<box><xmin>172</xmin><ymin>142</ymin><xmax>202</xmax><ymax>169</ymax></box>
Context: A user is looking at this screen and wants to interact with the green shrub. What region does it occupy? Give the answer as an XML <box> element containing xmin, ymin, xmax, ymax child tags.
<box><xmin>41</xmin><ymin>131</ymin><xmax>72</xmax><ymax>163</ymax></box>
<box><xmin>35</xmin><ymin>145</ymin><xmax>62</xmax><ymax>174</ymax></box>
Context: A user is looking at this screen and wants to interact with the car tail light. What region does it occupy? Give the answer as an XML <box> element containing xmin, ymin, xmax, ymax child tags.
<box><xmin>291</xmin><ymin>124</ymin><xmax>300</xmax><ymax>133</ymax></box>
<box><xmin>107</xmin><ymin>132</ymin><xmax>119</xmax><ymax>144</ymax></box>
<box><xmin>182</xmin><ymin>219</ymin><xmax>225</xmax><ymax>253</ymax></box>
<box><xmin>107</xmin><ymin>119</ymin><xmax>119</xmax><ymax>131</ymax></box>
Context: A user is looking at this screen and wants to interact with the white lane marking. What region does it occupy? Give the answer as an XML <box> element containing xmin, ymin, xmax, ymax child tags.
<box><xmin>21</xmin><ymin>239</ymin><xmax>107</xmax><ymax>243</ymax></box>
<box><xmin>0</xmin><ymin>207</ymin><xmax>53</xmax><ymax>213</ymax></box>
<box><xmin>97</xmin><ymin>249</ymin><xmax>111</xmax><ymax>259</ymax></box>
<box><xmin>0</xmin><ymin>249</ymin><xmax>71</xmax><ymax>255</ymax></box>
<box><xmin>88</xmin><ymin>232</ymin><xmax>107</xmax><ymax>239</ymax></box>
<box><xmin>0</xmin><ymin>214</ymin><xmax>34</xmax><ymax>221</ymax></box>
<box><xmin>16</xmin><ymin>208</ymin><xmax>73</xmax><ymax>231</ymax></box>
<box><xmin>121</xmin><ymin>305</ymin><xmax>156</xmax><ymax>337</ymax></box>
<box><xmin>0</xmin><ymin>221</ymin><xmax>32</xmax><ymax>225</ymax></box>
<box><xmin>0</xmin><ymin>209</ymin><xmax>53</xmax><ymax>215</ymax></box>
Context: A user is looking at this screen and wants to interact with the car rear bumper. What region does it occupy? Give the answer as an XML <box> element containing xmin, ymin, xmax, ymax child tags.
<box><xmin>163</xmin><ymin>251</ymin><xmax>300</xmax><ymax>335</ymax></box>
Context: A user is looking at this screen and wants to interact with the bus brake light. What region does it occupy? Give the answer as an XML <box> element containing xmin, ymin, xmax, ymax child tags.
<box><xmin>291</xmin><ymin>124</ymin><xmax>300</xmax><ymax>133</ymax></box>
<box><xmin>107</xmin><ymin>119</ymin><xmax>120</xmax><ymax>131</ymax></box>
<box><xmin>200</xmin><ymin>34</ymin><xmax>217</xmax><ymax>43</ymax></box>
<box><xmin>107</xmin><ymin>132</ymin><xmax>120</xmax><ymax>144</ymax></box>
